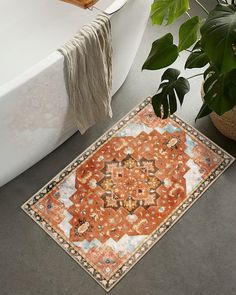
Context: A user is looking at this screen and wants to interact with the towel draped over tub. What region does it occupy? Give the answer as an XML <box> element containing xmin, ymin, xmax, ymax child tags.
<box><xmin>58</xmin><ymin>14</ymin><xmax>113</xmax><ymax>134</ymax></box>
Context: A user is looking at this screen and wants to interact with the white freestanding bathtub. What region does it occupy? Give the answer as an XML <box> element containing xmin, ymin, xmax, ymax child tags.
<box><xmin>0</xmin><ymin>0</ymin><xmax>152</xmax><ymax>187</ymax></box>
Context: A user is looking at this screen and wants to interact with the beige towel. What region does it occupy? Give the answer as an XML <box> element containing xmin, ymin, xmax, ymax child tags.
<box><xmin>58</xmin><ymin>15</ymin><xmax>112</xmax><ymax>134</ymax></box>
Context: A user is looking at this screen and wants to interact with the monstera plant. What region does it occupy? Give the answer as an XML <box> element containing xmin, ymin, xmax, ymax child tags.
<box><xmin>142</xmin><ymin>0</ymin><xmax>236</xmax><ymax>138</ymax></box>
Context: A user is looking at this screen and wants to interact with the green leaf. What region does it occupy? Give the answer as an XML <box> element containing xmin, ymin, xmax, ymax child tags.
<box><xmin>142</xmin><ymin>33</ymin><xmax>178</xmax><ymax>70</ymax></box>
<box><xmin>203</xmin><ymin>69</ymin><xmax>236</xmax><ymax>115</ymax></box>
<box><xmin>201</xmin><ymin>4</ymin><xmax>236</xmax><ymax>74</ymax></box>
<box><xmin>195</xmin><ymin>102</ymin><xmax>212</xmax><ymax>120</ymax></box>
<box><xmin>185</xmin><ymin>51</ymin><xmax>209</xmax><ymax>68</ymax></box>
<box><xmin>161</xmin><ymin>68</ymin><xmax>180</xmax><ymax>81</ymax></box>
<box><xmin>185</xmin><ymin>40</ymin><xmax>210</xmax><ymax>69</ymax></box>
<box><xmin>161</xmin><ymin>69</ymin><xmax>190</xmax><ymax>105</ymax></box>
<box><xmin>152</xmin><ymin>94</ymin><xmax>163</xmax><ymax>118</ymax></box>
<box><xmin>225</xmin><ymin>69</ymin><xmax>236</xmax><ymax>99</ymax></box>
<box><xmin>169</xmin><ymin>89</ymin><xmax>178</xmax><ymax>113</ymax></box>
<box><xmin>174</xmin><ymin>77</ymin><xmax>190</xmax><ymax>105</ymax></box>
<box><xmin>151</xmin><ymin>68</ymin><xmax>190</xmax><ymax>119</ymax></box>
<box><xmin>178</xmin><ymin>16</ymin><xmax>200</xmax><ymax>52</ymax></box>
<box><xmin>203</xmin><ymin>65</ymin><xmax>218</xmax><ymax>80</ymax></box>
<box><xmin>203</xmin><ymin>71</ymin><xmax>217</xmax><ymax>95</ymax></box>
<box><xmin>151</xmin><ymin>0</ymin><xmax>190</xmax><ymax>25</ymax></box>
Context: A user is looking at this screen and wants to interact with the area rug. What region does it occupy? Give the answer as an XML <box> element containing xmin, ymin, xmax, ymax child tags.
<box><xmin>22</xmin><ymin>97</ymin><xmax>234</xmax><ymax>291</ymax></box>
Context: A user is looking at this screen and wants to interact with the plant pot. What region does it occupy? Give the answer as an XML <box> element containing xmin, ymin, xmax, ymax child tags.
<box><xmin>210</xmin><ymin>107</ymin><xmax>236</xmax><ymax>141</ymax></box>
<box><xmin>201</xmin><ymin>85</ymin><xmax>236</xmax><ymax>141</ymax></box>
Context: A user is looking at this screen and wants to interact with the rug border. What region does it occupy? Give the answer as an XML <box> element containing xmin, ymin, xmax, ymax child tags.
<box><xmin>21</xmin><ymin>97</ymin><xmax>235</xmax><ymax>292</ymax></box>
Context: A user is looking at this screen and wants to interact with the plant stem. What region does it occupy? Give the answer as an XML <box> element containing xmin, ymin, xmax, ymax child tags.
<box><xmin>187</xmin><ymin>73</ymin><xmax>204</xmax><ymax>80</ymax></box>
<box><xmin>194</xmin><ymin>0</ymin><xmax>209</xmax><ymax>14</ymax></box>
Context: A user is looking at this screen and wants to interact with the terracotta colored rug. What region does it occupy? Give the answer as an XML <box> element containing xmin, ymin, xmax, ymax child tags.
<box><xmin>22</xmin><ymin>98</ymin><xmax>234</xmax><ymax>291</ymax></box>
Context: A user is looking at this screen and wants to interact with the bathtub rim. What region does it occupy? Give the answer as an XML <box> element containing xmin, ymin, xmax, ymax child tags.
<box><xmin>0</xmin><ymin>0</ymin><xmax>124</xmax><ymax>96</ymax></box>
<box><xmin>0</xmin><ymin>52</ymin><xmax>62</xmax><ymax>98</ymax></box>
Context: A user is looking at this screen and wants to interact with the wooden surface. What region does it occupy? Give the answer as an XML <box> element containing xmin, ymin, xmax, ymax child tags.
<box><xmin>61</xmin><ymin>0</ymin><xmax>99</xmax><ymax>9</ymax></box>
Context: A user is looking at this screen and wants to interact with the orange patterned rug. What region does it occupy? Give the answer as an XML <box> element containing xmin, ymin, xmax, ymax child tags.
<box><xmin>22</xmin><ymin>98</ymin><xmax>234</xmax><ymax>291</ymax></box>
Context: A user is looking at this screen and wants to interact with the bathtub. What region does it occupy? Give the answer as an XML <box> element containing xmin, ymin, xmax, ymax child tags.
<box><xmin>0</xmin><ymin>0</ymin><xmax>152</xmax><ymax>186</ymax></box>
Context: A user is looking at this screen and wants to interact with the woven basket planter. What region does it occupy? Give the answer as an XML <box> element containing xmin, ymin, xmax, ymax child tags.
<box><xmin>210</xmin><ymin>107</ymin><xmax>236</xmax><ymax>141</ymax></box>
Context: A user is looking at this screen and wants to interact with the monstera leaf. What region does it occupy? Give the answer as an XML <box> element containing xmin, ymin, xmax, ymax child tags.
<box><xmin>185</xmin><ymin>41</ymin><xmax>209</xmax><ymax>69</ymax></box>
<box><xmin>185</xmin><ymin>50</ymin><xmax>209</xmax><ymax>68</ymax></box>
<box><xmin>142</xmin><ymin>33</ymin><xmax>178</xmax><ymax>70</ymax></box>
<box><xmin>196</xmin><ymin>66</ymin><xmax>236</xmax><ymax>120</ymax></box>
<box><xmin>178</xmin><ymin>16</ymin><xmax>200</xmax><ymax>52</ymax></box>
<box><xmin>143</xmin><ymin>15</ymin><xmax>201</xmax><ymax>71</ymax></box>
<box><xmin>202</xmin><ymin>68</ymin><xmax>236</xmax><ymax>116</ymax></box>
<box><xmin>152</xmin><ymin>68</ymin><xmax>190</xmax><ymax>119</ymax></box>
<box><xmin>196</xmin><ymin>102</ymin><xmax>212</xmax><ymax>120</ymax></box>
<box><xmin>151</xmin><ymin>0</ymin><xmax>189</xmax><ymax>25</ymax></box>
<box><xmin>201</xmin><ymin>4</ymin><xmax>236</xmax><ymax>74</ymax></box>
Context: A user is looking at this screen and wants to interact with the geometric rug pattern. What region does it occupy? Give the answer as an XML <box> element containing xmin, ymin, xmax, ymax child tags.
<box><xmin>22</xmin><ymin>98</ymin><xmax>234</xmax><ymax>291</ymax></box>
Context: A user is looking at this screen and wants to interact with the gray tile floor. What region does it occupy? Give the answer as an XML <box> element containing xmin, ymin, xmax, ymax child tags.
<box><xmin>0</xmin><ymin>1</ymin><xmax>236</xmax><ymax>294</ymax></box>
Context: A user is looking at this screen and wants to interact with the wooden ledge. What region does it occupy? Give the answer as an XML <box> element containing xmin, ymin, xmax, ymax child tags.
<box><xmin>61</xmin><ymin>0</ymin><xmax>99</xmax><ymax>9</ymax></box>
